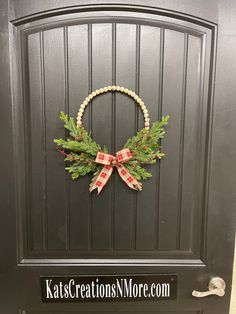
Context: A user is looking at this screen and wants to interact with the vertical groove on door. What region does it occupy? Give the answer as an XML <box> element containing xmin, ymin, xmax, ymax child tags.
<box><xmin>39</xmin><ymin>31</ymin><xmax>48</xmax><ymax>250</ymax></box>
<box><xmin>44</xmin><ymin>27</ymin><xmax>67</xmax><ymax>249</ymax></box>
<box><xmin>88</xmin><ymin>23</ymin><xmax>93</xmax><ymax>250</ymax></box>
<box><xmin>133</xmin><ymin>24</ymin><xmax>141</xmax><ymax>250</ymax></box>
<box><xmin>197</xmin><ymin>34</ymin><xmax>207</xmax><ymax>260</ymax></box>
<box><xmin>181</xmin><ymin>34</ymin><xmax>203</xmax><ymax>253</ymax></box>
<box><xmin>176</xmin><ymin>33</ymin><xmax>189</xmax><ymax>250</ymax></box>
<box><xmin>136</xmin><ymin>25</ymin><xmax>161</xmax><ymax>250</ymax></box>
<box><xmin>63</xmin><ymin>26</ymin><xmax>70</xmax><ymax>250</ymax></box>
<box><xmin>67</xmin><ymin>24</ymin><xmax>90</xmax><ymax>250</ymax></box>
<box><xmin>156</xmin><ymin>27</ymin><xmax>164</xmax><ymax>249</ymax></box>
<box><xmin>111</xmin><ymin>22</ymin><xmax>117</xmax><ymax>250</ymax></box>
<box><xmin>22</xmin><ymin>33</ymin><xmax>31</xmax><ymax>256</ymax></box>
<box><xmin>114</xmin><ymin>23</ymin><xmax>136</xmax><ymax>250</ymax></box>
<box><xmin>158</xmin><ymin>29</ymin><xmax>185</xmax><ymax>250</ymax></box>
<box><xmin>90</xmin><ymin>23</ymin><xmax>113</xmax><ymax>249</ymax></box>
<box><xmin>27</xmin><ymin>32</ymin><xmax>44</xmax><ymax>252</ymax></box>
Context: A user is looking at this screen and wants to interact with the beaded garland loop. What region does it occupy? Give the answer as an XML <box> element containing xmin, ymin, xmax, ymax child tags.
<box><xmin>77</xmin><ymin>85</ymin><xmax>151</xmax><ymax>130</ymax></box>
<box><xmin>54</xmin><ymin>85</ymin><xmax>169</xmax><ymax>194</ymax></box>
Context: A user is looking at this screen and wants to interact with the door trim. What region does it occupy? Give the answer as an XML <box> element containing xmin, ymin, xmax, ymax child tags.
<box><xmin>11</xmin><ymin>3</ymin><xmax>217</xmax><ymax>29</ymax></box>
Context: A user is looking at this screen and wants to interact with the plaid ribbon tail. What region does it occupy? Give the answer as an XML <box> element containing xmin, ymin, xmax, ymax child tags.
<box><xmin>89</xmin><ymin>165</ymin><xmax>113</xmax><ymax>195</ymax></box>
<box><xmin>117</xmin><ymin>164</ymin><xmax>142</xmax><ymax>191</ymax></box>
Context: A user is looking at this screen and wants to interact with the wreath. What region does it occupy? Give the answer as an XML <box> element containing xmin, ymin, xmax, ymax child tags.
<box><xmin>54</xmin><ymin>86</ymin><xmax>169</xmax><ymax>194</ymax></box>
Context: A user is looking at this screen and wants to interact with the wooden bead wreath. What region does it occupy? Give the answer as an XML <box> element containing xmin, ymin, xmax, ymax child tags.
<box><xmin>54</xmin><ymin>85</ymin><xmax>169</xmax><ymax>194</ymax></box>
<box><xmin>77</xmin><ymin>85</ymin><xmax>151</xmax><ymax>130</ymax></box>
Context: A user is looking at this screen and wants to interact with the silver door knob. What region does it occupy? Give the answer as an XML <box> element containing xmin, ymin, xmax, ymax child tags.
<box><xmin>192</xmin><ymin>277</ymin><xmax>226</xmax><ymax>298</ymax></box>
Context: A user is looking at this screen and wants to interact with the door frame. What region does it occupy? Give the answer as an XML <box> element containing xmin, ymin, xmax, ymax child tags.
<box><xmin>1</xmin><ymin>1</ymin><xmax>236</xmax><ymax>314</ymax></box>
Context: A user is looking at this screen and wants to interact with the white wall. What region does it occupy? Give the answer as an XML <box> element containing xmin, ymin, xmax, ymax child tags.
<box><xmin>230</xmin><ymin>236</ymin><xmax>236</xmax><ymax>314</ymax></box>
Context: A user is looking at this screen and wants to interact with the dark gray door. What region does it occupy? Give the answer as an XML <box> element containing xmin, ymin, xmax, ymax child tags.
<box><xmin>1</xmin><ymin>0</ymin><xmax>236</xmax><ymax>313</ymax></box>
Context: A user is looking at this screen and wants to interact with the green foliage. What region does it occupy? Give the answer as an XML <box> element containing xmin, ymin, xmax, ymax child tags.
<box><xmin>54</xmin><ymin>138</ymin><xmax>100</xmax><ymax>156</ymax></box>
<box><xmin>54</xmin><ymin>112</ymin><xmax>169</xmax><ymax>190</ymax></box>
<box><xmin>54</xmin><ymin>111</ymin><xmax>102</xmax><ymax>180</ymax></box>
<box><xmin>125</xmin><ymin>162</ymin><xmax>152</xmax><ymax>181</ymax></box>
<box><xmin>59</xmin><ymin>111</ymin><xmax>79</xmax><ymax>138</ymax></box>
<box><xmin>54</xmin><ymin>111</ymin><xmax>101</xmax><ymax>157</ymax></box>
<box><xmin>125</xmin><ymin>115</ymin><xmax>170</xmax><ymax>166</ymax></box>
<box><xmin>66</xmin><ymin>162</ymin><xmax>97</xmax><ymax>180</ymax></box>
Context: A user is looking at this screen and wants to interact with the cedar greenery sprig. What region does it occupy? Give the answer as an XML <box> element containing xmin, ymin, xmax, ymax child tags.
<box><xmin>54</xmin><ymin>112</ymin><xmax>101</xmax><ymax>180</ymax></box>
<box><xmin>124</xmin><ymin>115</ymin><xmax>169</xmax><ymax>180</ymax></box>
<box><xmin>54</xmin><ymin>111</ymin><xmax>169</xmax><ymax>186</ymax></box>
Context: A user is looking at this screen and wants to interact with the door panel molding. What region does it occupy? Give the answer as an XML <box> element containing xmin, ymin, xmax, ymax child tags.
<box><xmin>19</xmin><ymin>258</ymin><xmax>205</xmax><ymax>267</ymax></box>
<box><xmin>10</xmin><ymin>5</ymin><xmax>217</xmax><ymax>266</ymax></box>
<box><xmin>20</xmin><ymin>310</ymin><xmax>202</xmax><ymax>314</ymax></box>
<box><xmin>11</xmin><ymin>3</ymin><xmax>217</xmax><ymax>29</ymax></box>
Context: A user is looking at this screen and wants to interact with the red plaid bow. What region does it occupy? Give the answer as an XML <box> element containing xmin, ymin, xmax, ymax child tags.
<box><xmin>89</xmin><ymin>148</ymin><xmax>142</xmax><ymax>194</ymax></box>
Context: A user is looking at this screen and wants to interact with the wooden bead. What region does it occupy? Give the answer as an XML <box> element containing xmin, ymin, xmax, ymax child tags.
<box><xmin>77</xmin><ymin>86</ymin><xmax>149</xmax><ymax>130</ymax></box>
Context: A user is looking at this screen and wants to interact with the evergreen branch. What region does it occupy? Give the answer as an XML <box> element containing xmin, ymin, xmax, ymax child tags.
<box><xmin>66</xmin><ymin>162</ymin><xmax>97</xmax><ymax>180</ymax></box>
<box><xmin>54</xmin><ymin>112</ymin><xmax>169</xmax><ymax>190</ymax></box>
<box><xmin>54</xmin><ymin>138</ymin><xmax>100</xmax><ymax>156</ymax></box>
<box><xmin>124</xmin><ymin>115</ymin><xmax>169</xmax><ymax>165</ymax></box>
<box><xmin>125</xmin><ymin>163</ymin><xmax>152</xmax><ymax>181</ymax></box>
<box><xmin>59</xmin><ymin>111</ymin><xmax>80</xmax><ymax>138</ymax></box>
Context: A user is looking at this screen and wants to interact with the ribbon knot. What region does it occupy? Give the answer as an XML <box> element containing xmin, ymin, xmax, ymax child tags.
<box><xmin>111</xmin><ymin>157</ymin><xmax>117</xmax><ymax>167</ymax></box>
<box><xmin>89</xmin><ymin>148</ymin><xmax>142</xmax><ymax>194</ymax></box>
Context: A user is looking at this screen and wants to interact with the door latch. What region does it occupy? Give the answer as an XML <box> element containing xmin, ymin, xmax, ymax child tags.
<box><xmin>192</xmin><ymin>277</ymin><xmax>226</xmax><ymax>298</ymax></box>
